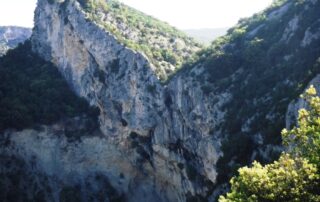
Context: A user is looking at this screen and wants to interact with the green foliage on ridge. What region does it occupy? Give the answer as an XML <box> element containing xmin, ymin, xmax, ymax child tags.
<box><xmin>77</xmin><ymin>0</ymin><xmax>202</xmax><ymax>81</ymax></box>
<box><xmin>177</xmin><ymin>0</ymin><xmax>320</xmax><ymax>186</ymax></box>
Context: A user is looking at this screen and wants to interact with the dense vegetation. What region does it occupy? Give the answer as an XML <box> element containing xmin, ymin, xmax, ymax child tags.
<box><xmin>0</xmin><ymin>41</ymin><xmax>99</xmax><ymax>132</ymax></box>
<box><xmin>176</xmin><ymin>0</ymin><xmax>320</xmax><ymax>185</ymax></box>
<box><xmin>76</xmin><ymin>0</ymin><xmax>202</xmax><ymax>80</ymax></box>
<box><xmin>219</xmin><ymin>86</ymin><xmax>320</xmax><ymax>201</ymax></box>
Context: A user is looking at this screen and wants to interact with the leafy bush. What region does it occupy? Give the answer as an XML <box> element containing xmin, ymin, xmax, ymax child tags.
<box><xmin>219</xmin><ymin>155</ymin><xmax>319</xmax><ymax>202</ymax></box>
<box><xmin>282</xmin><ymin>86</ymin><xmax>320</xmax><ymax>168</ymax></box>
<box><xmin>219</xmin><ymin>87</ymin><xmax>320</xmax><ymax>202</ymax></box>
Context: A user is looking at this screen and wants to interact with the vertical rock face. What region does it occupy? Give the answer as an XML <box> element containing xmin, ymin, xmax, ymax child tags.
<box><xmin>28</xmin><ymin>0</ymin><xmax>221</xmax><ymax>201</ymax></box>
<box><xmin>32</xmin><ymin>0</ymin><xmax>162</xmax><ymax>136</ymax></box>
<box><xmin>2</xmin><ymin>0</ymin><xmax>320</xmax><ymax>201</ymax></box>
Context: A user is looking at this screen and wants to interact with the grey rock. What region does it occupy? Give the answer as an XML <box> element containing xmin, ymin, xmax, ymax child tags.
<box><xmin>2</xmin><ymin>0</ymin><xmax>320</xmax><ymax>201</ymax></box>
<box><xmin>0</xmin><ymin>26</ymin><xmax>31</xmax><ymax>56</ymax></box>
<box><xmin>29</xmin><ymin>0</ymin><xmax>221</xmax><ymax>200</ymax></box>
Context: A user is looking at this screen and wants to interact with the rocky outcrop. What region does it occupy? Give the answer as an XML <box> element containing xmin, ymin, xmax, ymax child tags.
<box><xmin>286</xmin><ymin>73</ymin><xmax>320</xmax><ymax>128</ymax></box>
<box><xmin>1</xmin><ymin>0</ymin><xmax>320</xmax><ymax>201</ymax></box>
<box><xmin>0</xmin><ymin>121</ymin><xmax>135</xmax><ymax>202</ymax></box>
<box><xmin>0</xmin><ymin>26</ymin><xmax>31</xmax><ymax>56</ymax></box>
<box><xmin>29</xmin><ymin>0</ymin><xmax>221</xmax><ymax>201</ymax></box>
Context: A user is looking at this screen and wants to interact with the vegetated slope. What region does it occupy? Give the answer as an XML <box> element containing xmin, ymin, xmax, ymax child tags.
<box><xmin>0</xmin><ymin>26</ymin><xmax>31</xmax><ymax>56</ymax></box>
<box><xmin>175</xmin><ymin>0</ymin><xmax>320</xmax><ymax>187</ymax></box>
<box><xmin>3</xmin><ymin>0</ymin><xmax>320</xmax><ymax>201</ymax></box>
<box><xmin>76</xmin><ymin>0</ymin><xmax>202</xmax><ymax>80</ymax></box>
<box><xmin>0</xmin><ymin>41</ymin><xmax>99</xmax><ymax>132</ymax></box>
<box><xmin>184</xmin><ymin>28</ymin><xmax>228</xmax><ymax>44</ymax></box>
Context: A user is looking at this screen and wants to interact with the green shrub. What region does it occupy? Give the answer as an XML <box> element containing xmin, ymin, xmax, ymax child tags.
<box><xmin>220</xmin><ymin>87</ymin><xmax>320</xmax><ymax>202</ymax></box>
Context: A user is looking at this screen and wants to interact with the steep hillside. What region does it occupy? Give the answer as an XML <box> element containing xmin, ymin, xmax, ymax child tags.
<box><xmin>30</xmin><ymin>0</ymin><xmax>214</xmax><ymax>200</ymax></box>
<box><xmin>172</xmin><ymin>0</ymin><xmax>320</xmax><ymax>189</ymax></box>
<box><xmin>184</xmin><ymin>28</ymin><xmax>228</xmax><ymax>44</ymax></box>
<box><xmin>0</xmin><ymin>26</ymin><xmax>31</xmax><ymax>56</ymax></box>
<box><xmin>76</xmin><ymin>0</ymin><xmax>202</xmax><ymax>80</ymax></box>
<box><xmin>1</xmin><ymin>0</ymin><xmax>320</xmax><ymax>201</ymax></box>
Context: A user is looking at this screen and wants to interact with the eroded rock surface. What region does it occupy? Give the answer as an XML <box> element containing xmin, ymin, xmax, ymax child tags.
<box><xmin>1</xmin><ymin>0</ymin><xmax>320</xmax><ymax>201</ymax></box>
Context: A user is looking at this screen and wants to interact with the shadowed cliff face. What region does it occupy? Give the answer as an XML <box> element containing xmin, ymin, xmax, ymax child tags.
<box><xmin>1</xmin><ymin>0</ymin><xmax>320</xmax><ymax>201</ymax></box>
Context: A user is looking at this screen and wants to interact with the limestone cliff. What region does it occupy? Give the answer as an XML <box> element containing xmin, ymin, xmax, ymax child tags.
<box><xmin>30</xmin><ymin>0</ymin><xmax>217</xmax><ymax>200</ymax></box>
<box><xmin>1</xmin><ymin>0</ymin><xmax>320</xmax><ymax>201</ymax></box>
